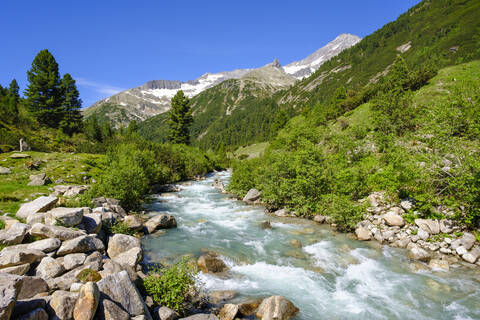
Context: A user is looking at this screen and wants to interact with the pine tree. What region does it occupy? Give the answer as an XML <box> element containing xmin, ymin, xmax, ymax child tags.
<box><xmin>127</xmin><ymin>120</ymin><xmax>139</xmax><ymax>134</ymax></box>
<box><xmin>84</xmin><ymin>115</ymin><xmax>103</xmax><ymax>142</ymax></box>
<box><xmin>168</xmin><ymin>90</ymin><xmax>192</xmax><ymax>144</ymax></box>
<box><xmin>25</xmin><ymin>49</ymin><xmax>62</xmax><ymax>127</ymax></box>
<box><xmin>59</xmin><ymin>73</ymin><xmax>83</xmax><ymax>135</ymax></box>
<box><xmin>8</xmin><ymin>79</ymin><xmax>19</xmax><ymax>99</ymax></box>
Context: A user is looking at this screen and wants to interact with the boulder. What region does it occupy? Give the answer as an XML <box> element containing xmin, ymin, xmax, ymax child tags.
<box><xmin>383</xmin><ymin>211</ymin><xmax>405</xmax><ymax>227</ymax></box>
<box><xmin>79</xmin><ymin>213</ymin><xmax>102</xmax><ymax>234</ymax></box>
<box><xmin>30</xmin><ymin>223</ymin><xmax>86</xmax><ymax>241</ymax></box>
<box><xmin>462</xmin><ymin>246</ymin><xmax>480</xmax><ymax>264</ymax></box>
<box><xmin>414</xmin><ymin>219</ymin><xmax>440</xmax><ymax>235</ymax></box>
<box><xmin>355</xmin><ymin>227</ymin><xmax>371</xmax><ymax>241</ymax></box>
<box><xmin>35</xmin><ymin>256</ymin><xmax>65</xmax><ymax>279</ymax></box>
<box><xmin>256</xmin><ymin>296</ymin><xmax>299</xmax><ymax>320</ymax></box>
<box><xmin>17</xmin><ymin>307</ymin><xmax>48</xmax><ymax>320</ymax></box>
<box><xmin>97</xmin><ymin>271</ymin><xmax>151</xmax><ymax>318</ymax></box>
<box><xmin>218</xmin><ymin>304</ymin><xmax>238</xmax><ymax>320</ymax></box>
<box><xmin>0</xmin><ymin>248</ymin><xmax>45</xmax><ymax>269</ymax></box>
<box><xmin>124</xmin><ymin>215</ymin><xmax>144</xmax><ymax>231</ymax></box>
<box><xmin>156</xmin><ymin>306</ymin><xmax>178</xmax><ymax>320</ymax></box>
<box><xmin>0</xmin><ymin>166</ymin><xmax>11</xmax><ymax>174</ymax></box>
<box><xmin>28</xmin><ymin>173</ymin><xmax>49</xmax><ymax>186</ymax></box>
<box><xmin>208</xmin><ymin>290</ymin><xmax>237</xmax><ymax>305</ymax></box>
<box><xmin>197</xmin><ymin>254</ymin><xmax>228</xmax><ymax>273</ymax></box>
<box><xmin>0</xmin><ymin>263</ymin><xmax>31</xmax><ymax>275</ymax></box>
<box><xmin>12</xmin><ymin>298</ymin><xmax>48</xmax><ymax>319</ymax></box>
<box><xmin>428</xmin><ymin>259</ymin><xmax>449</xmax><ymax>271</ymax></box>
<box><xmin>107</xmin><ymin>234</ymin><xmax>141</xmax><ymax>258</ymax></box>
<box><xmin>56</xmin><ymin>235</ymin><xmax>105</xmax><ymax>256</ymax></box>
<box><xmin>111</xmin><ymin>247</ymin><xmax>142</xmax><ymax>269</ymax></box>
<box><xmin>272</xmin><ymin>209</ymin><xmax>292</xmax><ymax>217</ymax></box>
<box><xmin>63</xmin><ymin>186</ymin><xmax>88</xmax><ymax>198</ymax></box>
<box><xmin>0</xmin><ymin>222</ymin><xmax>30</xmax><ymax>245</ymax></box>
<box><xmin>439</xmin><ymin>219</ymin><xmax>457</xmax><ymax>234</ymax></box>
<box><xmin>27</xmin><ymin>238</ymin><xmax>62</xmax><ymax>253</ymax></box>
<box><xmin>26</xmin><ymin>212</ymin><xmax>46</xmax><ymax>225</ymax></box>
<box><xmin>63</xmin><ymin>253</ymin><xmax>87</xmax><ymax>271</ymax></box>
<box><xmin>96</xmin><ymin>298</ymin><xmax>130</xmax><ymax>320</ymax></box>
<box><xmin>213</xmin><ymin>179</ymin><xmax>225</xmax><ymax>193</ymax></box>
<box><xmin>237</xmin><ymin>299</ymin><xmax>263</xmax><ymax>316</ymax></box>
<box><xmin>53</xmin><ymin>185</ymin><xmax>72</xmax><ymax>196</ymax></box>
<box><xmin>400</xmin><ymin>200</ymin><xmax>414</xmax><ymax>211</ymax></box>
<box><xmin>408</xmin><ymin>245</ymin><xmax>431</xmax><ymax>262</ymax></box>
<box><xmin>456</xmin><ymin>246</ymin><xmax>468</xmax><ymax>256</ymax></box>
<box><xmin>259</xmin><ymin>221</ymin><xmax>271</xmax><ymax>229</ymax></box>
<box><xmin>180</xmin><ymin>315</ymin><xmax>219</xmax><ymax>320</ymax></box>
<box><xmin>417</xmin><ymin>228</ymin><xmax>429</xmax><ymax>240</ymax></box>
<box><xmin>49</xmin><ymin>290</ymin><xmax>78</xmax><ymax>320</ymax></box>
<box><xmin>16</xmin><ymin>196</ymin><xmax>57</xmax><ymax>220</ymax></box>
<box><xmin>451</xmin><ymin>232</ymin><xmax>476</xmax><ymax>250</ymax></box>
<box><xmin>44</xmin><ymin>207</ymin><xmax>83</xmax><ymax>227</ymax></box>
<box><xmin>9</xmin><ymin>153</ymin><xmax>30</xmax><ymax>159</ymax></box>
<box><xmin>144</xmin><ymin>214</ymin><xmax>177</xmax><ymax>234</ymax></box>
<box><xmin>73</xmin><ymin>282</ymin><xmax>100</xmax><ymax>320</ymax></box>
<box><xmin>243</xmin><ymin>189</ymin><xmax>261</xmax><ymax>203</ymax></box>
<box><xmin>313</xmin><ymin>215</ymin><xmax>326</xmax><ymax>224</ymax></box>
<box><xmin>17</xmin><ymin>276</ymin><xmax>49</xmax><ymax>300</ymax></box>
<box><xmin>0</xmin><ymin>273</ymin><xmax>24</xmax><ymax>320</ymax></box>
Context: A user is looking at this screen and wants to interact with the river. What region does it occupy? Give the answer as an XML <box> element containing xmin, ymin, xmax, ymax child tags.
<box><xmin>142</xmin><ymin>171</ymin><xmax>480</xmax><ymax>320</ymax></box>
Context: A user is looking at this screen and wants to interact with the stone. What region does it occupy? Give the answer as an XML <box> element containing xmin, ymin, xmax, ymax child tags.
<box><xmin>408</xmin><ymin>245</ymin><xmax>431</xmax><ymax>262</ymax></box>
<box><xmin>124</xmin><ymin>215</ymin><xmax>143</xmax><ymax>231</ymax></box>
<box><xmin>17</xmin><ymin>276</ymin><xmax>49</xmax><ymax>300</ymax></box>
<box><xmin>79</xmin><ymin>213</ymin><xmax>102</xmax><ymax>234</ymax></box>
<box><xmin>27</xmin><ymin>238</ymin><xmax>62</xmax><ymax>253</ymax></box>
<box><xmin>26</xmin><ymin>212</ymin><xmax>46</xmax><ymax>225</ymax></box>
<box><xmin>0</xmin><ymin>222</ymin><xmax>30</xmax><ymax>245</ymax></box>
<box><xmin>0</xmin><ymin>248</ymin><xmax>45</xmax><ymax>269</ymax></box>
<box><xmin>462</xmin><ymin>247</ymin><xmax>480</xmax><ymax>264</ymax></box>
<box><xmin>0</xmin><ymin>263</ymin><xmax>31</xmax><ymax>275</ymax></box>
<box><xmin>50</xmin><ymin>290</ymin><xmax>78</xmax><ymax>320</ymax></box>
<box><xmin>16</xmin><ymin>196</ymin><xmax>57</xmax><ymax>219</ymax></box>
<box><xmin>157</xmin><ymin>306</ymin><xmax>178</xmax><ymax>320</ymax></box>
<box><xmin>57</xmin><ymin>235</ymin><xmax>105</xmax><ymax>256</ymax></box>
<box><xmin>63</xmin><ymin>186</ymin><xmax>88</xmax><ymax>198</ymax></box>
<box><xmin>107</xmin><ymin>233</ymin><xmax>141</xmax><ymax>258</ymax></box>
<box><xmin>243</xmin><ymin>189</ymin><xmax>261</xmax><ymax>203</ymax></box>
<box><xmin>12</xmin><ymin>298</ymin><xmax>47</xmax><ymax>319</ymax></box>
<box><xmin>197</xmin><ymin>253</ymin><xmax>228</xmax><ymax>273</ymax></box>
<box><xmin>451</xmin><ymin>232</ymin><xmax>476</xmax><ymax>250</ymax></box>
<box><xmin>63</xmin><ymin>253</ymin><xmax>87</xmax><ymax>271</ymax></box>
<box><xmin>28</xmin><ymin>173</ymin><xmax>49</xmax><ymax>186</ymax></box>
<box><xmin>414</xmin><ymin>219</ymin><xmax>440</xmax><ymax>235</ymax></box>
<box><xmin>179</xmin><ymin>315</ymin><xmax>219</xmax><ymax>320</ymax></box>
<box><xmin>96</xmin><ymin>298</ymin><xmax>130</xmax><ymax>320</ymax></box>
<box><xmin>417</xmin><ymin>228</ymin><xmax>429</xmax><ymax>240</ymax></box>
<box><xmin>17</xmin><ymin>307</ymin><xmax>48</xmax><ymax>320</ymax></box>
<box><xmin>428</xmin><ymin>259</ymin><xmax>449</xmax><ymax>271</ymax></box>
<box><xmin>456</xmin><ymin>246</ymin><xmax>468</xmax><ymax>256</ymax></box>
<box><xmin>111</xmin><ymin>247</ymin><xmax>142</xmax><ymax>269</ymax></box>
<box><xmin>97</xmin><ymin>271</ymin><xmax>151</xmax><ymax>318</ymax></box>
<box><xmin>208</xmin><ymin>290</ymin><xmax>237</xmax><ymax>304</ymax></box>
<box><xmin>73</xmin><ymin>282</ymin><xmax>100</xmax><ymax>320</ymax></box>
<box><xmin>313</xmin><ymin>215</ymin><xmax>326</xmax><ymax>223</ymax></box>
<box><xmin>0</xmin><ymin>273</ymin><xmax>24</xmax><ymax>320</ymax></box>
<box><xmin>272</xmin><ymin>209</ymin><xmax>292</xmax><ymax>217</ymax></box>
<box><xmin>70</xmin><ymin>283</ymin><xmax>83</xmax><ymax>292</ymax></box>
<box><xmin>213</xmin><ymin>179</ymin><xmax>225</xmax><ymax>192</ymax></box>
<box><xmin>144</xmin><ymin>214</ymin><xmax>177</xmax><ymax>233</ymax></box>
<box><xmin>30</xmin><ymin>223</ymin><xmax>86</xmax><ymax>240</ymax></box>
<box><xmin>400</xmin><ymin>200</ymin><xmax>414</xmax><ymax>211</ymax></box>
<box><xmin>53</xmin><ymin>185</ymin><xmax>72</xmax><ymax>196</ymax></box>
<box><xmin>9</xmin><ymin>153</ymin><xmax>30</xmax><ymax>159</ymax></box>
<box><xmin>44</xmin><ymin>207</ymin><xmax>84</xmax><ymax>227</ymax></box>
<box><xmin>0</xmin><ymin>166</ymin><xmax>11</xmax><ymax>174</ymax></box>
<box><xmin>289</xmin><ymin>239</ymin><xmax>302</xmax><ymax>248</ymax></box>
<box><xmin>19</xmin><ymin>139</ymin><xmax>31</xmax><ymax>152</ymax></box>
<box><xmin>256</xmin><ymin>296</ymin><xmax>299</xmax><ymax>320</ymax></box>
<box><xmin>238</xmin><ymin>299</ymin><xmax>263</xmax><ymax>316</ymax></box>
<box><xmin>439</xmin><ymin>219</ymin><xmax>456</xmax><ymax>233</ymax></box>
<box><xmin>218</xmin><ymin>303</ymin><xmax>238</xmax><ymax>320</ymax></box>
<box><xmin>355</xmin><ymin>227</ymin><xmax>371</xmax><ymax>241</ymax></box>
<box><xmin>383</xmin><ymin>211</ymin><xmax>405</xmax><ymax>227</ymax></box>
<box><xmin>259</xmin><ymin>221</ymin><xmax>271</xmax><ymax>229</ymax></box>
<box><xmin>36</xmin><ymin>256</ymin><xmax>65</xmax><ymax>279</ymax></box>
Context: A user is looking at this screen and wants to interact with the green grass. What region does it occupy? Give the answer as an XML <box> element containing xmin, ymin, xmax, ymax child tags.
<box><xmin>233</xmin><ymin>142</ymin><xmax>270</xmax><ymax>159</ymax></box>
<box><xmin>0</xmin><ymin>151</ymin><xmax>104</xmax><ymax>214</ymax></box>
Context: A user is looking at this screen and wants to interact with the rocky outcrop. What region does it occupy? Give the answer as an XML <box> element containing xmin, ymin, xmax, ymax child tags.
<box><xmin>256</xmin><ymin>296</ymin><xmax>299</xmax><ymax>320</ymax></box>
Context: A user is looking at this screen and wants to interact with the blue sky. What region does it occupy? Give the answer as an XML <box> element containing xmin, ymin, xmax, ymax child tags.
<box><xmin>1</xmin><ymin>1</ymin><xmax>420</xmax><ymax>107</ymax></box>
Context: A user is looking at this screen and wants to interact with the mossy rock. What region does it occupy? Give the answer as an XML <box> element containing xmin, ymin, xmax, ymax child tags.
<box><xmin>76</xmin><ymin>268</ymin><xmax>102</xmax><ymax>283</ymax></box>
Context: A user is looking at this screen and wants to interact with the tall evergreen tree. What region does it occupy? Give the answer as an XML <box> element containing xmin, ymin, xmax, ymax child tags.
<box><xmin>59</xmin><ymin>73</ymin><xmax>83</xmax><ymax>135</ymax></box>
<box><xmin>8</xmin><ymin>79</ymin><xmax>19</xmax><ymax>99</ymax></box>
<box><xmin>25</xmin><ymin>49</ymin><xmax>62</xmax><ymax>127</ymax></box>
<box><xmin>168</xmin><ymin>90</ymin><xmax>192</xmax><ymax>144</ymax></box>
<box><xmin>127</xmin><ymin>120</ymin><xmax>139</xmax><ymax>134</ymax></box>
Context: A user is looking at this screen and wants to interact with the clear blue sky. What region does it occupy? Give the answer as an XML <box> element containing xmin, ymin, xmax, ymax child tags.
<box><xmin>1</xmin><ymin>0</ymin><xmax>420</xmax><ymax>107</ymax></box>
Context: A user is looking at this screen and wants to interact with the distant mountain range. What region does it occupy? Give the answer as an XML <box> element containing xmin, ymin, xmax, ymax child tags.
<box><xmin>83</xmin><ymin>34</ymin><xmax>361</xmax><ymax>127</ymax></box>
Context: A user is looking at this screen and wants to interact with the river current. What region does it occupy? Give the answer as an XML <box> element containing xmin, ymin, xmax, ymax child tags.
<box><xmin>142</xmin><ymin>171</ymin><xmax>480</xmax><ymax>320</ymax></box>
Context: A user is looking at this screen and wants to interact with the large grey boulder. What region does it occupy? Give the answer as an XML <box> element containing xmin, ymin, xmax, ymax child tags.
<box><xmin>111</xmin><ymin>247</ymin><xmax>142</xmax><ymax>269</ymax></box>
<box><xmin>0</xmin><ymin>222</ymin><xmax>30</xmax><ymax>245</ymax></box>
<box><xmin>144</xmin><ymin>214</ymin><xmax>177</xmax><ymax>234</ymax></box>
<box><xmin>63</xmin><ymin>185</ymin><xmax>89</xmax><ymax>198</ymax></box>
<box><xmin>56</xmin><ymin>235</ymin><xmax>105</xmax><ymax>256</ymax></box>
<box><xmin>0</xmin><ymin>248</ymin><xmax>45</xmax><ymax>269</ymax></box>
<box><xmin>27</xmin><ymin>238</ymin><xmax>62</xmax><ymax>253</ymax></box>
<box><xmin>462</xmin><ymin>246</ymin><xmax>480</xmax><ymax>264</ymax></box>
<box><xmin>439</xmin><ymin>219</ymin><xmax>457</xmax><ymax>233</ymax></box>
<box><xmin>107</xmin><ymin>234</ymin><xmax>141</xmax><ymax>258</ymax></box>
<box><xmin>124</xmin><ymin>215</ymin><xmax>144</xmax><ymax>231</ymax></box>
<box><xmin>36</xmin><ymin>256</ymin><xmax>65</xmax><ymax>279</ymax></box>
<box><xmin>407</xmin><ymin>244</ymin><xmax>431</xmax><ymax>262</ymax></box>
<box><xmin>78</xmin><ymin>213</ymin><xmax>102</xmax><ymax>234</ymax></box>
<box><xmin>16</xmin><ymin>196</ymin><xmax>57</xmax><ymax>219</ymax></box>
<box><xmin>451</xmin><ymin>232</ymin><xmax>476</xmax><ymax>250</ymax></box>
<box><xmin>97</xmin><ymin>271</ymin><xmax>152</xmax><ymax>318</ymax></box>
<box><xmin>218</xmin><ymin>304</ymin><xmax>239</xmax><ymax>320</ymax></box>
<box><xmin>256</xmin><ymin>296</ymin><xmax>299</xmax><ymax>320</ymax></box>
<box><xmin>17</xmin><ymin>276</ymin><xmax>49</xmax><ymax>300</ymax></box>
<box><xmin>95</xmin><ymin>298</ymin><xmax>130</xmax><ymax>320</ymax></box>
<box><xmin>0</xmin><ymin>263</ymin><xmax>31</xmax><ymax>275</ymax></box>
<box><xmin>26</xmin><ymin>212</ymin><xmax>46</xmax><ymax>225</ymax></box>
<box><xmin>243</xmin><ymin>189</ymin><xmax>261</xmax><ymax>203</ymax></box>
<box><xmin>197</xmin><ymin>253</ymin><xmax>228</xmax><ymax>274</ymax></box>
<box><xmin>44</xmin><ymin>207</ymin><xmax>83</xmax><ymax>227</ymax></box>
<box><xmin>63</xmin><ymin>253</ymin><xmax>87</xmax><ymax>271</ymax></box>
<box><xmin>383</xmin><ymin>210</ymin><xmax>405</xmax><ymax>227</ymax></box>
<box><xmin>355</xmin><ymin>227</ymin><xmax>371</xmax><ymax>241</ymax></box>
<box><xmin>156</xmin><ymin>306</ymin><xmax>178</xmax><ymax>320</ymax></box>
<box><xmin>414</xmin><ymin>219</ymin><xmax>440</xmax><ymax>235</ymax></box>
<box><xmin>49</xmin><ymin>290</ymin><xmax>78</xmax><ymax>320</ymax></box>
<box><xmin>73</xmin><ymin>282</ymin><xmax>100</xmax><ymax>320</ymax></box>
<box><xmin>27</xmin><ymin>173</ymin><xmax>50</xmax><ymax>186</ymax></box>
<box><xmin>0</xmin><ymin>273</ymin><xmax>24</xmax><ymax>320</ymax></box>
<box><xmin>30</xmin><ymin>223</ymin><xmax>85</xmax><ymax>241</ymax></box>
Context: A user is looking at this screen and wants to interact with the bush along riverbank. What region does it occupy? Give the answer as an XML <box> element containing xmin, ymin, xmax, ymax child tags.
<box><xmin>239</xmin><ymin>187</ymin><xmax>480</xmax><ymax>271</ymax></box>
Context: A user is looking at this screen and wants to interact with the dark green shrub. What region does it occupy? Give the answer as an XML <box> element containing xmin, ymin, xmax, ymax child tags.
<box><xmin>102</xmin><ymin>220</ymin><xmax>134</xmax><ymax>235</ymax></box>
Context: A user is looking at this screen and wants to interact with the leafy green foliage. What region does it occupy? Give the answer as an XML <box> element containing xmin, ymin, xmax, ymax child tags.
<box><xmin>0</xmin><ymin>220</ymin><xmax>5</xmax><ymax>230</ymax></box>
<box><xmin>168</xmin><ymin>91</ymin><xmax>192</xmax><ymax>145</ymax></box>
<box><xmin>143</xmin><ymin>258</ymin><xmax>197</xmax><ymax>313</ymax></box>
<box><xmin>102</xmin><ymin>220</ymin><xmax>134</xmax><ymax>235</ymax></box>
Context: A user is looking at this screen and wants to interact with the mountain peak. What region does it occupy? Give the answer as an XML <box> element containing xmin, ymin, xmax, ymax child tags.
<box><xmin>266</xmin><ymin>58</ymin><xmax>282</xmax><ymax>68</ymax></box>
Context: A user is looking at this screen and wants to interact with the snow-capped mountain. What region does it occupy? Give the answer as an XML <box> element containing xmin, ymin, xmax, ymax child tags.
<box><xmin>283</xmin><ymin>34</ymin><xmax>361</xmax><ymax>79</ymax></box>
<box><xmin>84</xmin><ymin>33</ymin><xmax>360</xmax><ymax>126</ymax></box>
